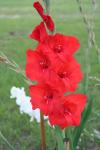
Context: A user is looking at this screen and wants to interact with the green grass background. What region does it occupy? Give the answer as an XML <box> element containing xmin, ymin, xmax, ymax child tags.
<box><xmin>0</xmin><ymin>0</ymin><xmax>100</xmax><ymax>149</ymax></box>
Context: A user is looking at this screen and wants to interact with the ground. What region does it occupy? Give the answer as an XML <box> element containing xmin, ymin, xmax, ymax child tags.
<box><xmin>0</xmin><ymin>0</ymin><xmax>100</xmax><ymax>149</ymax></box>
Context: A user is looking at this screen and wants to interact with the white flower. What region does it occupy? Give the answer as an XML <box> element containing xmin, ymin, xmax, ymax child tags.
<box><xmin>10</xmin><ymin>86</ymin><xmax>25</xmax><ymax>106</ymax></box>
<box><xmin>10</xmin><ymin>86</ymin><xmax>48</xmax><ymax>122</ymax></box>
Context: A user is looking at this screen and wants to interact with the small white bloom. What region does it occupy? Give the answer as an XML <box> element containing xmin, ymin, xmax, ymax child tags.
<box><xmin>10</xmin><ymin>86</ymin><xmax>48</xmax><ymax>123</ymax></box>
<box><xmin>10</xmin><ymin>86</ymin><xmax>25</xmax><ymax>106</ymax></box>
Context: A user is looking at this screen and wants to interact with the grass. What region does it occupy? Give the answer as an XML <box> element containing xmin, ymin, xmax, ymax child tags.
<box><xmin>0</xmin><ymin>0</ymin><xmax>100</xmax><ymax>149</ymax></box>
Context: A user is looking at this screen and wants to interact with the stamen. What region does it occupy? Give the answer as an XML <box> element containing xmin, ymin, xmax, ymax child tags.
<box><xmin>54</xmin><ymin>44</ymin><xmax>63</xmax><ymax>53</ymax></box>
<box><xmin>40</xmin><ymin>59</ymin><xmax>49</xmax><ymax>69</ymax></box>
<box><xmin>44</xmin><ymin>93</ymin><xmax>53</xmax><ymax>100</ymax></box>
<box><xmin>58</xmin><ymin>71</ymin><xmax>67</xmax><ymax>78</ymax></box>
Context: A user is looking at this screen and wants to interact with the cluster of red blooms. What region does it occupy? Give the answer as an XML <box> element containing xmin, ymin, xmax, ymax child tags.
<box><xmin>26</xmin><ymin>1</ymin><xmax>87</xmax><ymax>129</ymax></box>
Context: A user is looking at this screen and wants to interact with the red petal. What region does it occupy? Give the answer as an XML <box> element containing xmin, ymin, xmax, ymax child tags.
<box><xmin>25</xmin><ymin>49</ymin><xmax>40</xmax><ymax>81</ymax></box>
<box><xmin>29</xmin><ymin>22</ymin><xmax>48</xmax><ymax>42</ymax></box>
<box><xmin>64</xmin><ymin>35</ymin><xmax>80</xmax><ymax>55</ymax></box>
<box><xmin>29</xmin><ymin>85</ymin><xmax>44</xmax><ymax>109</ymax></box>
<box><xmin>64</xmin><ymin>94</ymin><xmax>87</xmax><ymax>115</ymax></box>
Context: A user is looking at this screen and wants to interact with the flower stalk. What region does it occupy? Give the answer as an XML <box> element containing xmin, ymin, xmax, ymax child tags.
<box><xmin>43</xmin><ymin>0</ymin><xmax>50</xmax><ymax>15</ymax></box>
<box><xmin>40</xmin><ymin>112</ymin><xmax>46</xmax><ymax>150</ymax></box>
<box><xmin>40</xmin><ymin>1</ymin><xmax>50</xmax><ymax>150</ymax></box>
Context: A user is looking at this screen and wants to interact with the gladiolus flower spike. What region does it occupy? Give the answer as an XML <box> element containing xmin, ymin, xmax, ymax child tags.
<box><xmin>25</xmin><ymin>1</ymin><xmax>87</xmax><ymax>129</ymax></box>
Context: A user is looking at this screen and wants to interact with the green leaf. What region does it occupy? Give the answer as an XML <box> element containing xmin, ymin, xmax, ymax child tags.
<box><xmin>55</xmin><ymin>126</ymin><xmax>65</xmax><ymax>150</ymax></box>
<box><xmin>65</xmin><ymin>127</ymin><xmax>74</xmax><ymax>150</ymax></box>
<box><xmin>73</xmin><ymin>98</ymin><xmax>93</xmax><ymax>148</ymax></box>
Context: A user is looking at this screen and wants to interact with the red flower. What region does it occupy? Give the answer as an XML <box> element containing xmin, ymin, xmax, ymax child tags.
<box><xmin>33</xmin><ymin>2</ymin><xmax>55</xmax><ymax>31</ymax></box>
<box><xmin>29</xmin><ymin>83</ymin><xmax>87</xmax><ymax>128</ymax></box>
<box><xmin>48</xmin><ymin>33</ymin><xmax>80</xmax><ymax>62</ymax></box>
<box><xmin>29</xmin><ymin>22</ymin><xmax>48</xmax><ymax>42</ymax></box>
<box><xmin>29</xmin><ymin>84</ymin><xmax>62</xmax><ymax>115</ymax></box>
<box><xmin>36</xmin><ymin>33</ymin><xmax>80</xmax><ymax>62</ymax></box>
<box><xmin>49</xmin><ymin>94</ymin><xmax>87</xmax><ymax>129</ymax></box>
<box><xmin>26</xmin><ymin>49</ymin><xmax>51</xmax><ymax>81</ymax></box>
<box><xmin>54</xmin><ymin>57</ymin><xmax>83</xmax><ymax>92</ymax></box>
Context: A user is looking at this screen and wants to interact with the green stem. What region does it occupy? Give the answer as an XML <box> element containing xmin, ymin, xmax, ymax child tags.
<box><xmin>0</xmin><ymin>131</ymin><xmax>15</xmax><ymax>150</ymax></box>
<box><xmin>43</xmin><ymin>0</ymin><xmax>50</xmax><ymax>14</ymax></box>
<box><xmin>73</xmin><ymin>98</ymin><xmax>92</xmax><ymax>148</ymax></box>
<box><xmin>39</xmin><ymin>1</ymin><xmax>51</xmax><ymax>149</ymax></box>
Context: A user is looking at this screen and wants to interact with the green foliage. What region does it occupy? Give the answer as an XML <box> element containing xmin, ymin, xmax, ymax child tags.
<box><xmin>65</xmin><ymin>127</ymin><xmax>74</xmax><ymax>150</ymax></box>
<box><xmin>73</xmin><ymin>98</ymin><xmax>93</xmax><ymax>148</ymax></box>
<box><xmin>55</xmin><ymin>126</ymin><xmax>65</xmax><ymax>150</ymax></box>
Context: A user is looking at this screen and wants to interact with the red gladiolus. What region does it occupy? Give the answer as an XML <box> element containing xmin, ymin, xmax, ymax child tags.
<box><xmin>54</xmin><ymin>57</ymin><xmax>83</xmax><ymax>92</ymax></box>
<box><xmin>25</xmin><ymin>1</ymin><xmax>87</xmax><ymax>129</ymax></box>
<box><xmin>48</xmin><ymin>33</ymin><xmax>80</xmax><ymax>61</ymax></box>
<box><xmin>33</xmin><ymin>2</ymin><xmax>55</xmax><ymax>31</ymax></box>
<box><xmin>26</xmin><ymin>49</ymin><xmax>51</xmax><ymax>81</ymax></box>
<box><xmin>38</xmin><ymin>33</ymin><xmax>80</xmax><ymax>62</ymax></box>
<box><xmin>49</xmin><ymin>94</ymin><xmax>87</xmax><ymax>129</ymax></box>
<box><xmin>30</xmin><ymin>83</ymin><xmax>87</xmax><ymax>128</ymax></box>
<box><xmin>29</xmin><ymin>84</ymin><xmax>63</xmax><ymax>115</ymax></box>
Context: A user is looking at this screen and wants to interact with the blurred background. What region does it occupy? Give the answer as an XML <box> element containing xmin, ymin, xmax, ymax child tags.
<box><xmin>0</xmin><ymin>0</ymin><xmax>100</xmax><ymax>149</ymax></box>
